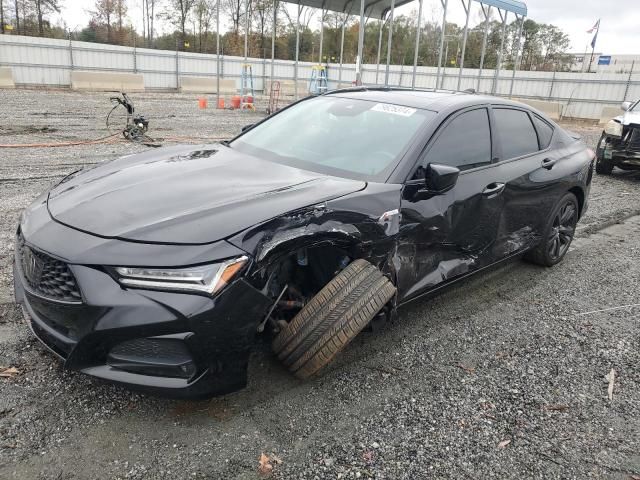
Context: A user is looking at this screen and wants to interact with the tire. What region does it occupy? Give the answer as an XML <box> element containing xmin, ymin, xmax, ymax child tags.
<box><xmin>272</xmin><ymin>259</ymin><xmax>396</xmax><ymax>379</ymax></box>
<box><xmin>595</xmin><ymin>133</ymin><xmax>614</xmax><ymax>175</ymax></box>
<box><xmin>596</xmin><ymin>156</ymin><xmax>614</xmax><ymax>174</ymax></box>
<box><xmin>525</xmin><ymin>193</ymin><xmax>579</xmax><ymax>267</ymax></box>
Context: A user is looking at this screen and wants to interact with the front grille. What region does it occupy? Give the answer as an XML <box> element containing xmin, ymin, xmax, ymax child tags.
<box><xmin>628</xmin><ymin>127</ymin><xmax>640</xmax><ymax>151</ymax></box>
<box><xmin>17</xmin><ymin>233</ymin><xmax>82</xmax><ymax>303</ymax></box>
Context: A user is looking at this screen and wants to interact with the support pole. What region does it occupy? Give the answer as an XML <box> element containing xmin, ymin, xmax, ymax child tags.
<box><xmin>244</xmin><ymin>0</ymin><xmax>250</xmax><ymax>60</ymax></box>
<box><xmin>436</xmin><ymin>0</ymin><xmax>448</xmax><ymax>89</ymax></box>
<box><xmin>509</xmin><ymin>14</ymin><xmax>524</xmax><ymax>98</ymax></box>
<box><xmin>318</xmin><ymin>7</ymin><xmax>325</xmax><ymax>63</ymax></box>
<box><xmin>456</xmin><ymin>0</ymin><xmax>470</xmax><ymax>91</ymax></box>
<box><xmin>294</xmin><ymin>2</ymin><xmax>301</xmax><ymax>99</ymax></box>
<box><xmin>375</xmin><ymin>19</ymin><xmax>384</xmax><ymax>84</ymax></box>
<box><xmin>623</xmin><ymin>60</ymin><xmax>635</xmax><ymax>101</ymax></box>
<box><xmin>491</xmin><ymin>9</ymin><xmax>507</xmax><ymax>95</ymax></box>
<box><xmin>175</xmin><ymin>38</ymin><xmax>180</xmax><ymax>90</ymax></box>
<box><xmin>68</xmin><ymin>29</ymin><xmax>74</xmax><ymax>71</ymax></box>
<box><xmin>338</xmin><ymin>14</ymin><xmax>347</xmax><ymax>86</ymax></box>
<box><xmin>384</xmin><ymin>0</ymin><xmax>396</xmax><ymax>86</ymax></box>
<box><xmin>477</xmin><ymin>3</ymin><xmax>490</xmax><ymax>92</ymax></box>
<box><xmin>270</xmin><ymin>0</ymin><xmax>276</xmax><ymax>89</ymax></box>
<box><xmin>411</xmin><ymin>0</ymin><xmax>424</xmax><ymax>89</ymax></box>
<box><xmin>355</xmin><ymin>0</ymin><xmax>365</xmax><ymax>85</ymax></box>
<box><xmin>216</xmin><ymin>0</ymin><xmax>220</xmax><ymax>105</ymax></box>
<box><xmin>132</xmin><ymin>27</ymin><xmax>137</xmax><ymax>73</ymax></box>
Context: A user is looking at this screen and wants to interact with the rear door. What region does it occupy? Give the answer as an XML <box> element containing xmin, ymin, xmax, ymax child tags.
<box><xmin>489</xmin><ymin>107</ymin><xmax>568</xmax><ymax>257</ymax></box>
<box><xmin>397</xmin><ymin>106</ymin><xmax>507</xmax><ymax>302</ymax></box>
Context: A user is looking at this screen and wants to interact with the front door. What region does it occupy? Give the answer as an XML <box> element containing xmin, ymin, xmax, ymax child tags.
<box><xmin>396</xmin><ymin>107</ymin><xmax>506</xmax><ymax>302</ymax></box>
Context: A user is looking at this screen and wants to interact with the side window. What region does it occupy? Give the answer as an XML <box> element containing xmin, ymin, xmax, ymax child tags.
<box><xmin>421</xmin><ymin>108</ymin><xmax>492</xmax><ymax>172</ymax></box>
<box><xmin>493</xmin><ymin>108</ymin><xmax>539</xmax><ymax>159</ymax></box>
<box><xmin>533</xmin><ymin>115</ymin><xmax>554</xmax><ymax>149</ymax></box>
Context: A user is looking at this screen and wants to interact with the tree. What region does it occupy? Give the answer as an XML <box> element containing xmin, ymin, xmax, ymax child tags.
<box><xmin>252</xmin><ymin>0</ymin><xmax>273</xmax><ymax>58</ymax></box>
<box><xmin>14</xmin><ymin>0</ymin><xmax>20</xmax><ymax>34</ymax></box>
<box><xmin>142</xmin><ymin>0</ymin><xmax>157</xmax><ymax>47</ymax></box>
<box><xmin>33</xmin><ymin>0</ymin><xmax>61</xmax><ymax>36</ymax></box>
<box><xmin>92</xmin><ymin>0</ymin><xmax>115</xmax><ymax>42</ymax></box>
<box><xmin>222</xmin><ymin>0</ymin><xmax>242</xmax><ymax>34</ymax></box>
<box><xmin>114</xmin><ymin>0</ymin><xmax>125</xmax><ymax>32</ymax></box>
<box><xmin>193</xmin><ymin>0</ymin><xmax>215</xmax><ymax>52</ymax></box>
<box><xmin>164</xmin><ymin>0</ymin><xmax>196</xmax><ymax>46</ymax></box>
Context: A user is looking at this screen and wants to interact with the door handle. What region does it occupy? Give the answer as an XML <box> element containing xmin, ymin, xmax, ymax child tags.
<box><xmin>482</xmin><ymin>182</ymin><xmax>506</xmax><ymax>197</ymax></box>
<box><xmin>542</xmin><ymin>158</ymin><xmax>557</xmax><ymax>170</ymax></box>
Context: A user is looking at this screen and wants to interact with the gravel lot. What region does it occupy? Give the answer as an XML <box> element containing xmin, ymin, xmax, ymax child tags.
<box><xmin>0</xmin><ymin>90</ymin><xmax>639</xmax><ymax>480</ymax></box>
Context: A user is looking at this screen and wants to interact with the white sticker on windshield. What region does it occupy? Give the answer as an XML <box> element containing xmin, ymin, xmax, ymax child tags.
<box><xmin>371</xmin><ymin>103</ymin><xmax>417</xmax><ymax>117</ymax></box>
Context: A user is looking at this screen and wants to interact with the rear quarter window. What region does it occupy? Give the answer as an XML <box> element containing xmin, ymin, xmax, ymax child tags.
<box><xmin>493</xmin><ymin>108</ymin><xmax>539</xmax><ymax>159</ymax></box>
<box><xmin>533</xmin><ymin>115</ymin><xmax>554</xmax><ymax>149</ymax></box>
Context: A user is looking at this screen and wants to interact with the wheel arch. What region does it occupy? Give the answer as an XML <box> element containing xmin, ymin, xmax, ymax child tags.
<box><xmin>568</xmin><ymin>186</ymin><xmax>585</xmax><ymax>218</ymax></box>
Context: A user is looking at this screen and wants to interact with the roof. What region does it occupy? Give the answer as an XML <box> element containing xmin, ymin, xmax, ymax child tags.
<box><xmin>480</xmin><ymin>0</ymin><xmax>527</xmax><ymax>16</ymax></box>
<box><xmin>326</xmin><ymin>87</ymin><xmax>527</xmax><ymax>112</ymax></box>
<box><xmin>280</xmin><ymin>0</ymin><xmax>417</xmax><ymax>19</ymax></box>
<box><xmin>279</xmin><ymin>0</ymin><xmax>526</xmax><ymax>19</ymax></box>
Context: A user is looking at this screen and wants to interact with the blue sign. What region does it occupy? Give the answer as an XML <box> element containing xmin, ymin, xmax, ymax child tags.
<box><xmin>598</xmin><ymin>55</ymin><xmax>611</xmax><ymax>65</ymax></box>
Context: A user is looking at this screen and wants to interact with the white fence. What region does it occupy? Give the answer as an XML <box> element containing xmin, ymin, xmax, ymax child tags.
<box><xmin>1</xmin><ymin>33</ymin><xmax>639</xmax><ymax>120</ymax></box>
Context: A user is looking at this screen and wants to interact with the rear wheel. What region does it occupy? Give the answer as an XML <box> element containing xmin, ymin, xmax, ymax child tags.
<box><xmin>272</xmin><ymin>259</ymin><xmax>396</xmax><ymax>379</ymax></box>
<box><xmin>525</xmin><ymin>193</ymin><xmax>579</xmax><ymax>267</ymax></box>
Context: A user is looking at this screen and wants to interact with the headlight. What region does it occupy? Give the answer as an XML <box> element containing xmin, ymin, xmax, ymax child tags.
<box><xmin>114</xmin><ymin>256</ymin><xmax>248</xmax><ymax>296</ymax></box>
<box><xmin>604</xmin><ymin>120</ymin><xmax>623</xmax><ymax>137</ymax></box>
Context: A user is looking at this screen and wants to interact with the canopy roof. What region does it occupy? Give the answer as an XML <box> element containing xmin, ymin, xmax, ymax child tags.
<box><xmin>280</xmin><ymin>0</ymin><xmax>526</xmax><ymax>19</ymax></box>
<box><xmin>283</xmin><ymin>0</ymin><xmax>416</xmax><ymax>19</ymax></box>
<box><xmin>479</xmin><ymin>0</ymin><xmax>527</xmax><ymax>16</ymax></box>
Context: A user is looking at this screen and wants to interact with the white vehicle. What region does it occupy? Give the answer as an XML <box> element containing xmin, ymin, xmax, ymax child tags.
<box><xmin>596</xmin><ymin>100</ymin><xmax>640</xmax><ymax>174</ymax></box>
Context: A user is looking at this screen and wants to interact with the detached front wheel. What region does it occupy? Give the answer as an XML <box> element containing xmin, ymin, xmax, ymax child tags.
<box><xmin>595</xmin><ymin>132</ymin><xmax>614</xmax><ymax>175</ymax></box>
<box><xmin>273</xmin><ymin>259</ymin><xmax>396</xmax><ymax>379</ymax></box>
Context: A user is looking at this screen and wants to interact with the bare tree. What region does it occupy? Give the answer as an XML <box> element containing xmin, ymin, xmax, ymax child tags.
<box><xmin>33</xmin><ymin>0</ymin><xmax>61</xmax><ymax>36</ymax></box>
<box><xmin>114</xmin><ymin>0</ymin><xmax>125</xmax><ymax>31</ymax></box>
<box><xmin>222</xmin><ymin>0</ymin><xmax>242</xmax><ymax>34</ymax></box>
<box><xmin>252</xmin><ymin>0</ymin><xmax>273</xmax><ymax>57</ymax></box>
<box><xmin>142</xmin><ymin>0</ymin><xmax>156</xmax><ymax>47</ymax></box>
<box><xmin>193</xmin><ymin>0</ymin><xmax>215</xmax><ymax>52</ymax></box>
<box><xmin>92</xmin><ymin>0</ymin><xmax>116</xmax><ymax>42</ymax></box>
<box><xmin>164</xmin><ymin>0</ymin><xmax>196</xmax><ymax>44</ymax></box>
<box><xmin>0</xmin><ymin>0</ymin><xmax>5</xmax><ymax>34</ymax></box>
<box><xmin>14</xmin><ymin>0</ymin><xmax>20</xmax><ymax>34</ymax></box>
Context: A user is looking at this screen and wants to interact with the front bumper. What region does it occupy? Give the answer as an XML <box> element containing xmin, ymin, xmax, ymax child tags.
<box><xmin>14</xmin><ymin>248</ymin><xmax>271</xmax><ymax>399</ymax></box>
<box><xmin>602</xmin><ymin>130</ymin><xmax>640</xmax><ymax>168</ymax></box>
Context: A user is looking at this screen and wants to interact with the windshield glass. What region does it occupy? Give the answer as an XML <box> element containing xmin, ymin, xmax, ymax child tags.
<box><xmin>231</xmin><ymin>96</ymin><xmax>435</xmax><ymax>181</ymax></box>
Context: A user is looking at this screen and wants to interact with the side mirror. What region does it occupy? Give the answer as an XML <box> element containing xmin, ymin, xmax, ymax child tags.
<box><xmin>425</xmin><ymin>163</ymin><xmax>460</xmax><ymax>194</ymax></box>
<box><xmin>241</xmin><ymin>124</ymin><xmax>254</xmax><ymax>132</ymax></box>
<box><xmin>621</xmin><ymin>101</ymin><xmax>632</xmax><ymax>112</ymax></box>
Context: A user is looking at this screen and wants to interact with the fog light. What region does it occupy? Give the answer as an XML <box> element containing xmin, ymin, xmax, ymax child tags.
<box><xmin>107</xmin><ymin>338</ymin><xmax>197</xmax><ymax>380</ymax></box>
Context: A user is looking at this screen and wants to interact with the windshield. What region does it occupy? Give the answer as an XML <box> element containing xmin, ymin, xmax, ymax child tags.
<box><xmin>231</xmin><ymin>96</ymin><xmax>435</xmax><ymax>181</ymax></box>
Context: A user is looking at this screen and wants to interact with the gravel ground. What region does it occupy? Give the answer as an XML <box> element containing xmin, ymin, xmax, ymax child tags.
<box><xmin>0</xmin><ymin>90</ymin><xmax>639</xmax><ymax>480</ymax></box>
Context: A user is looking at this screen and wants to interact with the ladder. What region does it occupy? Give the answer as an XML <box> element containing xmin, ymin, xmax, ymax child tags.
<box><xmin>240</xmin><ymin>64</ymin><xmax>255</xmax><ymax>111</ymax></box>
<box><xmin>309</xmin><ymin>65</ymin><xmax>328</xmax><ymax>95</ymax></box>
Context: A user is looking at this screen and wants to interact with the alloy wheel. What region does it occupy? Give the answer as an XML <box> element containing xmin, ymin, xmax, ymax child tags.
<box><xmin>547</xmin><ymin>201</ymin><xmax>576</xmax><ymax>261</ymax></box>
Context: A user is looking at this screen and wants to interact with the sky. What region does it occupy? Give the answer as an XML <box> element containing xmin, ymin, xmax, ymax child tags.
<box><xmin>51</xmin><ymin>0</ymin><xmax>640</xmax><ymax>55</ymax></box>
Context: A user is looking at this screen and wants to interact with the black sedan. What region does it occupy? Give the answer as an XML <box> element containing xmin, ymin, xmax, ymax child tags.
<box><xmin>14</xmin><ymin>88</ymin><xmax>595</xmax><ymax>398</ymax></box>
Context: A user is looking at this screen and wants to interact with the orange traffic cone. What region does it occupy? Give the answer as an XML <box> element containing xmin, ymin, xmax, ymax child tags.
<box><xmin>217</xmin><ymin>97</ymin><xmax>225</xmax><ymax>109</ymax></box>
<box><xmin>198</xmin><ymin>97</ymin><xmax>208</xmax><ymax>109</ymax></box>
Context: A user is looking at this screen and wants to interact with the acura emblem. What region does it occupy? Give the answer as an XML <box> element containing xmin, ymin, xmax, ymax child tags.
<box><xmin>22</xmin><ymin>247</ymin><xmax>43</xmax><ymax>285</ymax></box>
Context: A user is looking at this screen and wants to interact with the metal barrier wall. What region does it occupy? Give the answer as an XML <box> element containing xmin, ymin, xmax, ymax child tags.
<box><xmin>1</xmin><ymin>34</ymin><xmax>639</xmax><ymax>120</ymax></box>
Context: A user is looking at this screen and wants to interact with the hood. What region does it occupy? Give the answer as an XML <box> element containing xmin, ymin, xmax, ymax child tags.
<box><xmin>47</xmin><ymin>144</ymin><xmax>365</xmax><ymax>245</ymax></box>
<box><xmin>621</xmin><ymin>110</ymin><xmax>640</xmax><ymax>126</ymax></box>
